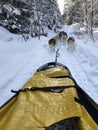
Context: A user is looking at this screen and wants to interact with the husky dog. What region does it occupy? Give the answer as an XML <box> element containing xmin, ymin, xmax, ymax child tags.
<box><xmin>48</xmin><ymin>34</ymin><xmax>60</xmax><ymax>51</ymax></box>
<box><xmin>48</xmin><ymin>38</ymin><xmax>56</xmax><ymax>51</ymax></box>
<box><xmin>62</xmin><ymin>32</ymin><xmax>68</xmax><ymax>44</ymax></box>
<box><xmin>67</xmin><ymin>37</ymin><xmax>75</xmax><ymax>51</ymax></box>
<box><xmin>59</xmin><ymin>31</ymin><xmax>68</xmax><ymax>44</ymax></box>
<box><xmin>53</xmin><ymin>34</ymin><xmax>60</xmax><ymax>44</ymax></box>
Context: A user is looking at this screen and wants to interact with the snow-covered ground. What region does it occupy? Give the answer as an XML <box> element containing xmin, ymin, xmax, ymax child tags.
<box><xmin>0</xmin><ymin>25</ymin><xmax>98</xmax><ymax>107</ymax></box>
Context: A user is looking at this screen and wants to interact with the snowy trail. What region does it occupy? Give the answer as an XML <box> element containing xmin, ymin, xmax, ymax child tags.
<box><xmin>0</xmin><ymin>53</ymin><xmax>36</xmax><ymax>105</ymax></box>
<box><xmin>0</xmin><ymin>41</ymin><xmax>55</xmax><ymax>106</ymax></box>
<box><xmin>0</xmin><ymin>40</ymin><xmax>98</xmax><ymax>106</ymax></box>
<box><xmin>75</xmin><ymin>45</ymin><xmax>98</xmax><ymax>88</ymax></box>
<box><xmin>58</xmin><ymin>43</ymin><xmax>98</xmax><ymax>103</ymax></box>
<box><xmin>74</xmin><ymin>45</ymin><xmax>98</xmax><ymax>103</ymax></box>
<box><xmin>0</xmin><ymin>27</ymin><xmax>98</xmax><ymax>106</ymax></box>
<box><xmin>0</xmin><ymin>54</ymin><xmax>29</xmax><ymax>89</ymax></box>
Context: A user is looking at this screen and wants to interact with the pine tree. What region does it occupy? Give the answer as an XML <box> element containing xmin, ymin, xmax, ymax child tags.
<box><xmin>42</xmin><ymin>0</ymin><xmax>63</xmax><ymax>32</ymax></box>
<box><xmin>63</xmin><ymin>0</ymin><xmax>74</xmax><ymax>24</ymax></box>
<box><xmin>0</xmin><ymin>0</ymin><xmax>63</xmax><ymax>38</ymax></box>
<box><xmin>63</xmin><ymin>0</ymin><xmax>98</xmax><ymax>27</ymax></box>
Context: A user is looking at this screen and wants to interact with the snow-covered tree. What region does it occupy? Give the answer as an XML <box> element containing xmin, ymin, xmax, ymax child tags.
<box><xmin>63</xmin><ymin>0</ymin><xmax>74</xmax><ymax>24</ymax></box>
<box><xmin>0</xmin><ymin>0</ymin><xmax>32</xmax><ymax>34</ymax></box>
<box><xmin>0</xmin><ymin>0</ymin><xmax>63</xmax><ymax>38</ymax></box>
<box><xmin>46</xmin><ymin>0</ymin><xmax>63</xmax><ymax>30</ymax></box>
<box><xmin>63</xmin><ymin>0</ymin><xmax>98</xmax><ymax>27</ymax></box>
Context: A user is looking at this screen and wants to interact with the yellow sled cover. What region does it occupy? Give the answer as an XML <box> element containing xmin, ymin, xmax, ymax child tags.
<box><xmin>0</xmin><ymin>66</ymin><xmax>97</xmax><ymax>130</ymax></box>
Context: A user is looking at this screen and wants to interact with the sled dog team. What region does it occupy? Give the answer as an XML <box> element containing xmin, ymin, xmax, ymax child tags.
<box><xmin>48</xmin><ymin>31</ymin><xmax>75</xmax><ymax>51</ymax></box>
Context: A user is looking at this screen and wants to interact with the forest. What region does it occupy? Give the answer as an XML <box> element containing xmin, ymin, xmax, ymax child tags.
<box><xmin>0</xmin><ymin>0</ymin><xmax>98</xmax><ymax>40</ymax></box>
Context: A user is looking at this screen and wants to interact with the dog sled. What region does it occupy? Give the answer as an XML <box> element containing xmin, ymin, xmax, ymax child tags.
<box><xmin>0</xmin><ymin>62</ymin><xmax>98</xmax><ymax>130</ymax></box>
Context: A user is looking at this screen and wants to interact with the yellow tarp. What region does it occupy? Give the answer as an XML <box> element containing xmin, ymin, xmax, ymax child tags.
<box><xmin>0</xmin><ymin>67</ymin><xmax>97</xmax><ymax>130</ymax></box>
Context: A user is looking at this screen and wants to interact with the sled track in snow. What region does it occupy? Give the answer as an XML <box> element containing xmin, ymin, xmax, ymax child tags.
<box><xmin>75</xmin><ymin>45</ymin><xmax>98</xmax><ymax>89</ymax></box>
<box><xmin>67</xmin><ymin>52</ymin><xmax>93</xmax><ymax>89</ymax></box>
<box><xmin>0</xmin><ymin>54</ymin><xmax>39</xmax><ymax>106</ymax></box>
<box><xmin>0</xmin><ymin>55</ymin><xmax>30</xmax><ymax>90</ymax></box>
<box><xmin>59</xmin><ymin>45</ymin><xmax>94</xmax><ymax>89</ymax></box>
<box><xmin>64</xmin><ymin>45</ymin><xmax>98</xmax><ymax>103</ymax></box>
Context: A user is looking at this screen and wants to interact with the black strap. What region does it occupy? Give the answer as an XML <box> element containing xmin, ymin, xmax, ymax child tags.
<box><xmin>74</xmin><ymin>97</ymin><xmax>84</xmax><ymax>105</ymax></box>
<box><xmin>11</xmin><ymin>85</ymin><xmax>76</xmax><ymax>94</ymax></box>
<box><xmin>50</xmin><ymin>75</ymin><xmax>71</xmax><ymax>78</ymax></box>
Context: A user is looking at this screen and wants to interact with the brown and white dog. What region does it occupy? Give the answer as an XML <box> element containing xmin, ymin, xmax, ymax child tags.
<box><xmin>48</xmin><ymin>38</ymin><xmax>56</xmax><ymax>51</ymax></box>
<box><xmin>67</xmin><ymin>37</ymin><xmax>75</xmax><ymax>51</ymax></box>
<box><xmin>53</xmin><ymin>34</ymin><xmax>60</xmax><ymax>44</ymax></box>
<box><xmin>48</xmin><ymin>33</ymin><xmax>60</xmax><ymax>51</ymax></box>
<box><xmin>59</xmin><ymin>31</ymin><xmax>68</xmax><ymax>44</ymax></box>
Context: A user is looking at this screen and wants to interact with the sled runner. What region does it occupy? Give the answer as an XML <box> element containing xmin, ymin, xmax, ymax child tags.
<box><xmin>0</xmin><ymin>62</ymin><xmax>98</xmax><ymax>130</ymax></box>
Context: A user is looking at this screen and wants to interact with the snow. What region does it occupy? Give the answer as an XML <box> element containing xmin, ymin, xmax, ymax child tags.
<box><xmin>0</xmin><ymin>25</ymin><xmax>98</xmax><ymax>107</ymax></box>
